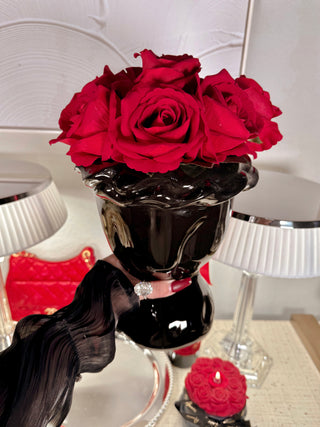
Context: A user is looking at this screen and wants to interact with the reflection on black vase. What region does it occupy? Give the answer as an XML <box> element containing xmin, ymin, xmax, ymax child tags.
<box><xmin>118</xmin><ymin>275</ymin><xmax>213</xmax><ymax>349</ymax></box>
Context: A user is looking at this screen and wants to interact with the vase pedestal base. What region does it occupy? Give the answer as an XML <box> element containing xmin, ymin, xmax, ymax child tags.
<box><xmin>168</xmin><ymin>351</ymin><xmax>198</xmax><ymax>368</ymax></box>
<box><xmin>117</xmin><ymin>275</ymin><xmax>214</xmax><ymax>351</ymax></box>
<box><xmin>205</xmin><ymin>329</ymin><xmax>273</xmax><ymax>388</ymax></box>
<box><xmin>167</xmin><ymin>341</ymin><xmax>201</xmax><ymax>368</ymax></box>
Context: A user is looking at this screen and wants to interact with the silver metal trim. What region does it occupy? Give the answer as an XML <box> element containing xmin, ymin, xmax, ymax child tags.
<box><xmin>0</xmin><ymin>160</ymin><xmax>52</xmax><ymax>205</ymax></box>
<box><xmin>232</xmin><ymin>211</ymin><xmax>320</xmax><ymax>229</ymax></box>
<box><xmin>0</xmin><ymin>178</ymin><xmax>51</xmax><ymax>205</ymax></box>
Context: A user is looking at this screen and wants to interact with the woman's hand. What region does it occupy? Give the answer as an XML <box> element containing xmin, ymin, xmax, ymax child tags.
<box><xmin>103</xmin><ymin>254</ymin><xmax>192</xmax><ymax>299</ymax></box>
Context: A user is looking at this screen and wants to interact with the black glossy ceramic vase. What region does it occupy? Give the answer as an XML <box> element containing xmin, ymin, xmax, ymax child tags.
<box><xmin>83</xmin><ymin>160</ymin><xmax>258</xmax><ymax>350</ymax></box>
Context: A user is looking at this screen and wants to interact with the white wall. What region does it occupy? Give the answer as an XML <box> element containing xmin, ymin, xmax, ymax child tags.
<box><xmin>1</xmin><ymin>0</ymin><xmax>319</xmax><ymax>319</ymax></box>
<box><xmin>246</xmin><ymin>0</ymin><xmax>320</xmax><ymax>185</ymax></box>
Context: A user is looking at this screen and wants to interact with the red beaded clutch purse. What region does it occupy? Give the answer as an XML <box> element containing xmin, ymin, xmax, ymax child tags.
<box><xmin>6</xmin><ymin>247</ymin><xmax>95</xmax><ymax>321</ymax></box>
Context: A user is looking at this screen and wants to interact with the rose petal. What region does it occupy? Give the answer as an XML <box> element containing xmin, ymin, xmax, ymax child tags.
<box><xmin>203</xmin><ymin>96</ymin><xmax>250</xmax><ymax>139</ymax></box>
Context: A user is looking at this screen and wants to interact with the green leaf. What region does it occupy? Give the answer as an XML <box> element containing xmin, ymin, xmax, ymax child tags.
<box><xmin>248</xmin><ymin>136</ymin><xmax>263</xmax><ymax>145</ymax></box>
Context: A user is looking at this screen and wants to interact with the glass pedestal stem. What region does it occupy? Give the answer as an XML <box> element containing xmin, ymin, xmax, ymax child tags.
<box><xmin>227</xmin><ymin>271</ymin><xmax>257</xmax><ymax>360</ymax></box>
<box><xmin>0</xmin><ymin>258</ymin><xmax>14</xmax><ymax>351</ymax></box>
<box><xmin>207</xmin><ymin>270</ymin><xmax>273</xmax><ymax>387</ymax></box>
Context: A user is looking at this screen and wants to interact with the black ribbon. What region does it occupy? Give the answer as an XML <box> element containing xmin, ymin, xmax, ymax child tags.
<box><xmin>0</xmin><ymin>260</ymin><xmax>139</xmax><ymax>427</ymax></box>
<box><xmin>175</xmin><ymin>397</ymin><xmax>251</xmax><ymax>427</ymax></box>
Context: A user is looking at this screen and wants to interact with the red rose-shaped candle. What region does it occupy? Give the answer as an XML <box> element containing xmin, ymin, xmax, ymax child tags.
<box><xmin>185</xmin><ymin>357</ymin><xmax>247</xmax><ymax>418</ymax></box>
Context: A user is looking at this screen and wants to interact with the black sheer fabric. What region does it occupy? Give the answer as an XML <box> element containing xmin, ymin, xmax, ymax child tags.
<box><xmin>0</xmin><ymin>260</ymin><xmax>139</xmax><ymax>427</ymax></box>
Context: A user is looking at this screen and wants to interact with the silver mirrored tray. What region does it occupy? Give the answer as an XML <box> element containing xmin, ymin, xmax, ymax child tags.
<box><xmin>64</xmin><ymin>332</ymin><xmax>173</xmax><ymax>427</ymax></box>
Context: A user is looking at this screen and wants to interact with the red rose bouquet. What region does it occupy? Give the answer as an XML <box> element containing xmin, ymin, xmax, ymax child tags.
<box><xmin>50</xmin><ymin>49</ymin><xmax>282</xmax><ymax>174</ymax></box>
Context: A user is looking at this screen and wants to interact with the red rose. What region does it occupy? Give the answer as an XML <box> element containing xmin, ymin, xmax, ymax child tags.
<box><xmin>185</xmin><ymin>372</ymin><xmax>208</xmax><ymax>391</ymax></box>
<box><xmin>207</xmin><ymin>388</ymin><xmax>230</xmax><ymax>417</ymax></box>
<box><xmin>111</xmin><ymin>85</ymin><xmax>207</xmax><ymax>173</ymax></box>
<box><xmin>211</xmin><ymin>357</ymin><xmax>224</xmax><ymax>370</ymax></box>
<box><xmin>192</xmin><ymin>385</ymin><xmax>212</xmax><ymax>404</ymax></box>
<box><xmin>191</xmin><ymin>357</ymin><xmax>214</xmax><ymax>374</ymax></box>
<box><xmin>96</xmin><ymin>65</ymin><xmax>142</xmax><ymax>98</ymax></box>
<box><xmin>229</xmin><ymin>388</ymin><xmax>246</xmax><ymax>406</ymax></box>
<box><xmin>50</xmin><ymin>66</ymin><xmax>142</xmax><ymax>167</ymax></box>
<box><xmin>200</xmin><ymin>69</ymin><xmax>282</xmax><ymax>163</ymax></box>
<box><xmin>135</xmin><ymin>49</ymin><xmax>201</xmax><ymax>95</ymax></box>
<box><xmin>50</xmin><ymin>82</ymin><xmax>112</xmax><ymax>167</ymax></box>
<box><xmin>235</xmin><ymin>75</ymin><xmax>281</xmax><ymax>119</ymax></box>
<box><xmin>227</xmin><ymin>378</ymin><xmax>245</xmax><ymax>393</ymax></box>
<box><xmin>231</xmin><ymin>400</ymin><xmax>246</xmax><ymax>415</ymax></box>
